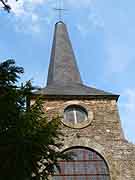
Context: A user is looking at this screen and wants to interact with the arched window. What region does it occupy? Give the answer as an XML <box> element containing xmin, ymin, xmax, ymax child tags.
<box><xmin>53</xmin><ymin>147</ymin><xmax>110</xmax><ymax>180</ymax></box>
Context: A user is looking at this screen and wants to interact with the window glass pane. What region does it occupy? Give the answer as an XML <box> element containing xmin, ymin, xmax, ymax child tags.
<box><xmin>98</xmin><ymin>161</ymin><xmax>108</xmax><ymax>174</ymax></box>
<box><xmin>76</xmin><ymin>109</ymin><xmax>86</xmax><ymax>123</ymax></box>
<box><xmin>85</xmin><ymin>162</ymin><xmax>97</xmax><ymax>174</ymax></box>
<box><xmin>65</xmin><ymin>110</ymin><xmax>74</xmax><ymax>124</ymax></box>
<box><xmin>75</xmin><ymin>176</ymin><xmax>86</xmax><ymax>180</ymax></box>
<box><xmin>53</xmin><ymin>148</ymin><xmax>110</xmax><ymax>180</ymax></box>
<box><xmin>64</xmin><ymin>106</ymin><xmax>88</xmax><ymax>125</ymax></box>
<box><xmin>65</xmin><ymin>177</ymin><xmax>75</xmax><ymax>180</ymax></box>
<box><xmin>53</xmin><ymin>177</ymin><xmax>63</xmax><ymax>180</ymax></box>
<box><xmin>97</xmin><ymin>176</ymin><xmax>110</xmax><ymax>180</ymax></box>
<box><xmin>88</xmin><ymin>150</ymin><xmax>94</xmax><ymax>160</ymax></box>
<box><xmin>74</xmin><ymin>162</ymin><xmax>85</xmax><ymax>174</ymax></box>
<box><xmin>64</xmin><ymin>162</ymin><xmax>74</xmax><ymax>174</ymax></box>
<box><xmin>91</xmin><ymin>177</ymin><xmax>97</xmax><ymax>180</ymax></box>
<box><xmin>75</xmin><ymin>149</ymin><xmax>84</xmax><ymax>160</ymax></box>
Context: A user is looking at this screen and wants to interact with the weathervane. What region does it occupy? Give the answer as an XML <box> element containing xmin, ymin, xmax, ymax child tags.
<box><xmin>54</xmin><ymin>0</ymin><xmax>67</xmax><ymax>21</ymax></box>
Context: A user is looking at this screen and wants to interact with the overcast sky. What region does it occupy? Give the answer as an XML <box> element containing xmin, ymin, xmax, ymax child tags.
<box><xmin>0</xmin><ymin>0</ymin><xmax>135</xmax><ymax>143</ymax></box>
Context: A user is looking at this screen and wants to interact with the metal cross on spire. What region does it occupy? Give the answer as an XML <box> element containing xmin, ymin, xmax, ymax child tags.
<box><xmin>54</xmin><ymin>0</ymin><xmax>67</xmax><ymax>21</ymax></box>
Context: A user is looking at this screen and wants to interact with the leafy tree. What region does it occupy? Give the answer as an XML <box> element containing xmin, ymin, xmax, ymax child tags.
<box><xmin>0</xmin><ymin>59</ymin><xmax>69</xmax><ymax>180</ymax></box>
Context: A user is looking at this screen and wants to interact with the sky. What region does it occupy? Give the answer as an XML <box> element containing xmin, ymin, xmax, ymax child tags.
<box><xmin>0</xmin><ymin>0</ymin><xmax>135</xmax><ymax>143</ymax></box>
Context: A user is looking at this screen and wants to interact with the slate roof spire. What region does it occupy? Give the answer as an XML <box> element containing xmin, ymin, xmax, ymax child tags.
<box><xmin>35</xmin><ymin>21</ymin><xmax>119</xmax><ymax>100</ymax></box>
<box><xmin>47</xmin><ymin>21</ymin><xmax>82</xmax><ymax>86</ymax></box>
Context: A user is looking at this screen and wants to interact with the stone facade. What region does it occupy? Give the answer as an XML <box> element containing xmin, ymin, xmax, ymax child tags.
<box><xmin>33</xmin><ymin>21</ymin><xmax>135</xmax><ymax>180</ymax></box>
<box><xmin>42</xmin><ymin>97</ymin><xmax>135</xmax><ymax>180</ymax></box>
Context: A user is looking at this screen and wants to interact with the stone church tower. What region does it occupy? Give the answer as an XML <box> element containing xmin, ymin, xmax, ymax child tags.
<box><xmin>34</xmin><ymin>21</ymin><xmax>135</xmax><ymax>180</ymax></box>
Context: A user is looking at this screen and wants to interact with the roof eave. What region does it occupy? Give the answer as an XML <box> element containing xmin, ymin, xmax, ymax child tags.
<box><xmin>31</xmin><ymin>93</ymin><xmax>120</xmax><ymax>101</ymax></box>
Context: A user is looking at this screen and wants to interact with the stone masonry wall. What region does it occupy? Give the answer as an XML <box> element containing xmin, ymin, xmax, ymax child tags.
<box><xmin>42</xmin><ymin>98</ymin><xmax>135</xmax><ymax>180</ymax></box>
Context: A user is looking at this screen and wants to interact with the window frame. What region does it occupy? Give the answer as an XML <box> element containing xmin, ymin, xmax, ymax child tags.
<box><xmin>62</xmin><ymin>104</ymin><xmax>93</xmax><ymax>129</ymax></box>
<box><xmin>64</xmin><ymin>105</ymin><xmax>88</xmax><ymax>125</ymax></box>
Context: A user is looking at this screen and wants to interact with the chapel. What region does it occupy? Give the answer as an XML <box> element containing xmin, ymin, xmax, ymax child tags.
<box><xmin>33</xmin><ymin>21</ymin><xmax>135</xmax><ymax>180</ymax></box>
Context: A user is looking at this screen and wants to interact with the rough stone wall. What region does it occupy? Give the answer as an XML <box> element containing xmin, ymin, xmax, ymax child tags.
<box><xmin>42</xmin><ymin>98</ymin><xmax>135</xmax><ymax>180</ymax></box>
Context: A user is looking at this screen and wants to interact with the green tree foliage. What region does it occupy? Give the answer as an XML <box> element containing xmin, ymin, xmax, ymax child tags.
<box><xmin>0</xmin><ymin>60</ymin><xmax>69</xmax><ymax>180</ymax></box>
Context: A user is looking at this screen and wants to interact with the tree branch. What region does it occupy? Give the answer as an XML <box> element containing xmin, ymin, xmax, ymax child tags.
<box><xmin>0</xmin><ymin>0</ymin><xmax>11</xmax><ymax>12</ymax></box>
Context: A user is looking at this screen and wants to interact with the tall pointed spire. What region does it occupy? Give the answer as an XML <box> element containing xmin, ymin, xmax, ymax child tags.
<box><xmin>47</xmin><ymin>21</ymin><xmax>82</xmax><ymax>86</ymax></box>
<box><xmin>35</xmin><ymin>21</ymin><xmax>118</xmax><ymax>100</ymax></box>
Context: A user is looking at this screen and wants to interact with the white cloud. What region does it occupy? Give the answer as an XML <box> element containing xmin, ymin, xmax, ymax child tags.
<box><xmin>3</xmin><ymin>0</ymin><xmax>98</xmax><ymax>34</ymax></box>
<box><xmin>0</xmin><ymin>0</ymin><xmax>25</xmax><ymax>16</ymax></box>
<box><xmin>6</xmin><ymin>0</ymin><xmax>50</xmax><ymax>33</ymax></box>
<box><xmin>8</xmin><ymin>0</ymin><xmax>26</xmax><ymax>16</ymax></box>
<box><xmin>8</xmin><ymin>0</ymin><xmax>46</xmax><ymax>16</ymax></box>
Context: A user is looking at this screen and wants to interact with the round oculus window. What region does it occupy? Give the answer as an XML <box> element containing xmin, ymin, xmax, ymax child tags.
<box><xmin>63</xmin><ymin>105</ymin><xmax>91</xmax><ymax>128</ymax></box>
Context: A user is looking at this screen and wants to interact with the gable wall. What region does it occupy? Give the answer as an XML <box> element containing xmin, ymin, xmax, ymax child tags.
<box><xmin>42</xmin><ymin>98</ymin><xmax>135</xmax><ymax>180</ymax></box>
